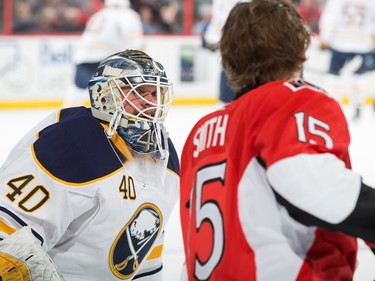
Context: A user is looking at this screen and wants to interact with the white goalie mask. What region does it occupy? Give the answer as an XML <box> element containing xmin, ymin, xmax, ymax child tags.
<box><xmin>88</xmin><ymin>50</ymin><xmax>174</xmax><ymax>160</ymax></box>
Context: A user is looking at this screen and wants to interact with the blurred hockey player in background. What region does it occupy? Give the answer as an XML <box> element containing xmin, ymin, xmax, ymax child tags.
<box><xmin>319</xmin><ymin>0</ymin><xmax>375</xmax><ymax>119</ymax></box>
<box><xmin>62</xmin><ymin>0</ymin><xmax>144</xmax><ymax>108</ymax></box>
<box><xmin>202</xmin><ymin>0</ymin><xmax>247</xmax><ymax>104</ymax></box>
<box><xmin>180</xmin><ymin>0</ymin><xmax>375</xmax><ymax>280</ymax></box>
<box><xmin>0</xmin><ymin>50</ymin><xmax>179</xmax><ymax>280</ymax></box>
<box><xmin>295</xmin><ymin>0</ymin><xmax>322</xmax><ymax>34</ymax></box>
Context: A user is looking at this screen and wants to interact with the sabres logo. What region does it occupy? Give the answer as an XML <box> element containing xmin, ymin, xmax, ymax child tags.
<box><xmin>109</xmin><ymin>203</ymin><xmax>163</xmax><ymax>279</ymax></box>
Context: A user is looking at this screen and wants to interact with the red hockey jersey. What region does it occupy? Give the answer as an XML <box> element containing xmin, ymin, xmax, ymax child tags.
<box><xmin>180</xmin><ymin>79</ymin><xmax>363</xmax><ymax>280</ymax></box>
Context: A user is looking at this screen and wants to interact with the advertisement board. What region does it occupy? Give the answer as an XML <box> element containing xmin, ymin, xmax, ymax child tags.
<box><xmin>0</xmin><ymin>35</ymin><xmax>221</xmax><ymax>107</ymax></box>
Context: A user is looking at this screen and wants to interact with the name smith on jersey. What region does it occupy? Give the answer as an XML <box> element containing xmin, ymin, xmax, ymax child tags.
<box><xmin>193</xmin><ymin>114</ymin><xmax>229</xmax><ymax>158</ymax></box>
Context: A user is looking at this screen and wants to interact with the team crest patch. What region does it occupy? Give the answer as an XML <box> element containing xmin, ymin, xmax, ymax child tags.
<box><xmin>109</xmin><ymin>203</ymin><xmax>163</xmax><ymax>279</ymax></box>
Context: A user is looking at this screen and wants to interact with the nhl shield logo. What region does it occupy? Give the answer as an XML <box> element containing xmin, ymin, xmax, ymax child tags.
<box><xmin>109</xmin><ymin>203</ymin><xmax>163</xmax><ymax>279</ymax></box>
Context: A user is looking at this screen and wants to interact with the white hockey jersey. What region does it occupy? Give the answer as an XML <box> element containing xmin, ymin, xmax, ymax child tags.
<box><xmin>319</xmin><ymin>0</ymin><xmax>375</xmax><ymax>53</ymax></box>
<box><xmin>0</xmin><ymin>107</ymin><xmax>179</xmax><ymax>281</ymax></box>
<box><xmin>74</xmin><ymin>7</ymin><xmax>144</xmax><ymax>64</ymax></box>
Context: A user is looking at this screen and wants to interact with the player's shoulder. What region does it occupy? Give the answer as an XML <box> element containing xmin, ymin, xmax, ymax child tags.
<box><xmin>94</xmin><ymin>7</ymin><xmax>133</xmax><ymax>19</ymax></box>
<box><xmin>281</xmin><ymin>79</ymin><xmax>343</xmax><ymax>111</ymax></box>
<box><xmin>283</xmin><ymin>79</ymin><xmax>327</xmax><ymax>94</ymax></box>
<box><xmin>287</xmin><ymin>78</ymin><xmax>336</xmax><ymax>100</ymax></box>
<box><xmin>236</xmin><ymin>79</ymin><xmax>343</xmax><ymax>123</ymax></box>
<box><xmin>32</xmin><ymin>107</ymin><xmax>123</xmax><ymax>184</ymax></box>
<box><xmin>263</xmin><ymin>78</ymin><xmax>327</xmax><ymax>101</ymax></box>
<box><xmin>120</xmin><ymin>8</ymin><xmax>142</xmax><ymax>22</ymax></box>
<box><xmin>238</xmin><ymin>79</ymin><xmax>332</xmax><ymax>107</ymax></box>
<box><xmin>54</xmin><ymin>106</ymin><xmax>103</xmax><ymax>134</ymax></box>
<box><xmin>273</xmin><ymin>79</ymin><xmax>347</xmax><ymax>128</ymax></box>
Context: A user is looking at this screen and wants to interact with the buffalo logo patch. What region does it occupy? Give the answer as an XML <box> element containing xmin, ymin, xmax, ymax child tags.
<box><xmin>109</xmin><ymin>203</ymin><xmax>163</xmax><ymax>279</ymax></box>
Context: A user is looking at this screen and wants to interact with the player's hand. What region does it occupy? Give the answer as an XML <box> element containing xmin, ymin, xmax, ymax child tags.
<box><xmin>0</xmin><ymin>227</ymin><xmax>65</xmax><ymax>281</ymax></box>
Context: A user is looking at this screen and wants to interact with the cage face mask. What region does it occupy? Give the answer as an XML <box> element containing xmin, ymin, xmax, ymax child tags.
<box><xmin>117</xmin><ymin>120</ymin><xmax>168</xmax><ymax>160</ymax></box>
<box><xmin>89</xmin><ymin>50</ymin><xmax>174</xmax><ymax>160</ymax></box>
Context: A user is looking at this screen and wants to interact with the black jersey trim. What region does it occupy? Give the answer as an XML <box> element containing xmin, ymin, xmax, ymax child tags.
<box><xmin>167</xmin><ymin>138</ymin><xmax>180</xmax><ymax>176</ymax></box>
<box><xmin>272</xmin><ymin>181</ymin><xmax>375</xmax><ymax>244</ymax></box>
<box><xmin>133</xmin><ymin>265</ymin><xmax>163</xmax><ymax>280</ymax></box>
<box><xmin>0</xmin><ymin>206</ymin><xmax>44</xmax><ymax>245</ymax></box>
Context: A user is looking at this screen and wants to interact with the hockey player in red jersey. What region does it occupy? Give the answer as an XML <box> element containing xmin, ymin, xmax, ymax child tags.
<box><xmin>180</xmin><ymin>0</ymin><xmax>375</xmax><ymax>280</ymax></box>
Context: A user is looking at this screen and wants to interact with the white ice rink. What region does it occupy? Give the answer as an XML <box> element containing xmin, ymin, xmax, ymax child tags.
<box><xmin>0</xmin><ymin>104</ymin><xmax>375</xmax><ymax>280</ymax></box>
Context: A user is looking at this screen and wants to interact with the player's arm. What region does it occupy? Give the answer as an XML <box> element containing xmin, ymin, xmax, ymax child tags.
<box><xmin>267</xmin><ymin>158</ymin><xmax>375</xmax><ymax>243</ymax></box>
<box><xmin>259</xmin><ymin>83</ymin><xmax>375</xmax><ymax>243</ymax></box>
<box><xmin>269</xmin><ymin>162</ymin><xmax>375</xmax><ymax>255</ymax></box>
<box><xmin>0</xmin><ymin>226</ymin><xmax>64</xmax><ymax>280</ymax></box>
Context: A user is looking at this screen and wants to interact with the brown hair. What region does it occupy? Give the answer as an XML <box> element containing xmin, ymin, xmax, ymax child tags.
<box><xmin>220</xmin><ymin>0</ymin><xmax>311</xmax><ymax>92</ymax></box>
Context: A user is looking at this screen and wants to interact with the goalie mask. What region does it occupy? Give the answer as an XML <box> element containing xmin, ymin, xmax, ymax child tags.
<box><xmin>88</xmin><ymin>50</ymin><xmax>174</xmax><ymax>160</ymax></box>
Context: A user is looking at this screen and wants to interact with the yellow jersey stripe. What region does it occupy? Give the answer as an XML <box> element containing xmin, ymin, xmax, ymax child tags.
<box><xmin>147</xmin><ymin>244</ymin><xmax>164</xmax><ymax>260</ymax></box>
<box><xmin>0</xmin><ymin>219</ymin><xmax>16</xmax><ymax>235</ymax></box>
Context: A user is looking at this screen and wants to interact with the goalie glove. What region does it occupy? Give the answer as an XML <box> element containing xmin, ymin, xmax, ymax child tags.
<box><xmin>0</xmin><ymin>226</ymin><xmax>65</xmax><ymax>281</ymax></box>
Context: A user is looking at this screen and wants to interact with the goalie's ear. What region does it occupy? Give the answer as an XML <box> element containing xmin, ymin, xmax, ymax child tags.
<box><xmin>0</xmin><ymin>226</ymin><xmax>65</xmax><ymax>281</ymax></box>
